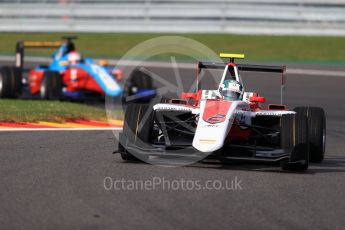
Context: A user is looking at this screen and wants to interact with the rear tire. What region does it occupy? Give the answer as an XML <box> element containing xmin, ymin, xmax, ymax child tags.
<box><xmin>294</xmin><ymin>107</ymin><xmax>326</xmax><ymax>163</ymax></box>
<box><xmin>40</xmin><ymin>71</ymin><xmax>62</xmax><ymax>100</ymax></box>
<box><xmin>0</xmin><ymin>66</ymin><xmax>22</xmax><ymax>98</ymax></box>
<box><xmin>120</xmin><ymin>103</ymin><xmax>154</xmax><ymax>162</ymax></box>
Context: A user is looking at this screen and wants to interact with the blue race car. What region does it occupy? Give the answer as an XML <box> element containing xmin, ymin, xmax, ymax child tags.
<box><xmin>0</xmin><ymin>36</ymin><xmax>154</xmax><ymax>101</ymax></box>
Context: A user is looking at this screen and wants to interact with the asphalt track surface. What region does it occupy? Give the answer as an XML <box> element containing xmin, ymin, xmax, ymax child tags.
<box><xmin>1</xmin><ymin>62</ymin><xmax>345</xmax><ymax>229</ymax></box>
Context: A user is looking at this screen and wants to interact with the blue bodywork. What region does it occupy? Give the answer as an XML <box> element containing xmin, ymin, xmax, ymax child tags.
<box><xmin>35</xmin><ymin>42</ymin><xmax>123</xmax><ymax>98</ymax></box>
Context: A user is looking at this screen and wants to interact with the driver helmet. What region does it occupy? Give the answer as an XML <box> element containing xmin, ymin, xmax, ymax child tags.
<box><xmin>68</xmin><ymin>51</ymin><xmax>82</xmax><ymax>64</ymax></box>
<box><xmin>220</xmin><ymin>79</ymin><xmax>243</xmax><ymax>101</ymax></box>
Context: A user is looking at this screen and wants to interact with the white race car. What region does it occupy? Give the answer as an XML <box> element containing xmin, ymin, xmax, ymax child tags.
<box><xmin>117</xmin><ymin>53</ymin><xmax>326</xmax><ymax>171</ymax></box>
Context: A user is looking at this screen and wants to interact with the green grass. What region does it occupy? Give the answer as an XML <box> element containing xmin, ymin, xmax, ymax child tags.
<box><xmin>0</xmin><ymin>99</ymin><xmax>122</xmax><ymax>123</ymax></box>
<box><xmin>0</xmin><ymin>32</ymin><xmax>345</xmax><ymax>63</ymax></box>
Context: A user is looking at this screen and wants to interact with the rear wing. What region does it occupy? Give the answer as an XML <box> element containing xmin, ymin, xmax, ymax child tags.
<box><xmin>19</xmin><ymin>41</ymin><xmax>64</xmax><ymax>48</ymax></box>
<box><xmin>197</xmin><ymin>61</ymin><xmax>287</xmax><ymax>104</ymax></box>
<box><xmin>198</xmin><ymin>61</ymin><xmax>285</xmax><ymax>73</ymax></box>
<box><xmin>15</xmin><ymin>36</ymin><xmax>77</xmax><ymax>72</ymax></box>
<box><xmin>15</xmin><ymin>40</ymin><xmax>65</xmax><ymax>71</ymax></box>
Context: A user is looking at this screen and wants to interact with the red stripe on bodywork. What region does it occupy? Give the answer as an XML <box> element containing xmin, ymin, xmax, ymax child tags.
<box><xmin>202</xmin><ymin>100</ymin><xmax>232</xmax><ymax>124</ymax></box>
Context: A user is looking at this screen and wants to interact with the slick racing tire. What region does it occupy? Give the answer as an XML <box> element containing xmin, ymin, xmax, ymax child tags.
<box><xmin>0</xmin><ymin>66</ymin><xmax>22</xmax><ymax>98</ymax></box>
<box><xmin>280</xmin><ymin>113</ymin><xmax>309</xmax><ymax>171</ymax></box>
<box><xmin>120</xmin><ymin>103</ymin><xmax>154</xmax><ymax>162</ymax></box>
<box><xmin>294</xmin><ymin>107</ymin><xmax>326</xmax><ymax>163</ymax></box>
<box><xmin>122</xmin><ymin>67</ymin><xmax>154</xmax><ymax>105</ymax></box>
<box><xmin>40</xmin><ymin>71</ymin><xmax>62</xmax><ymax>100</ymax></box>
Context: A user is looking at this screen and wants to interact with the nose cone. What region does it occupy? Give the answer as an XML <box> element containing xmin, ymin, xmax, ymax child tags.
<box><xmin>193</xmin><ymin>139</ymin><xmax>224</xmax><ymax>152</ymax></box>
<box><xmin>192</xmin><ymin>99</ymin><xmax>242</xmax><ymax>153</ymax></box>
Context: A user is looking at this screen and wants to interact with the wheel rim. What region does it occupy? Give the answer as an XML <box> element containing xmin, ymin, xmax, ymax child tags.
<box><xmin>322</xmin><ymin>122</ymin><xmax>326</xmax><ymax>153</ymax></box>
<box><xmin>0</xmin><ymin>74</ymin><xmax>3</xmax><ymax>95</ymax></box>
<box><xmin>131</xmin><ymin>86</ymin><xmax>138</xmax><ymax>94</ymax></box>
<box><xmin>40</xmin><ymin>82</ymin><xmax>46</xmax><ymax>99</ymax></box>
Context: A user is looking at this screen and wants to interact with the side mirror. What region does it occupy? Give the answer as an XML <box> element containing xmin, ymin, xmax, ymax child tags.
<box><xmin>59</xmin><ymin>61</ymin><xmax>70</xmax><ymax>66</ymax></box>
<box><xmin>250</xmin><ymin>96</ymin><xmax>266</xmax><ymax>103</ymax></box>
<box><xmin>98</xmin><ymin>59</ymin><xmax>109</xmax><ymax>66</ymax></box>
<box><xmin>181</xmin><ymin>92</ymin><xmax>198</xmax><ymax>100</ymax></box>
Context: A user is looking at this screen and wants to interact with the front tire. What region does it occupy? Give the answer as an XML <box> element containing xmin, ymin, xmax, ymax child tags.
<box><xmin>119</xmin><ymin>103</ymin><xmax>154</xmax><ymax>162</ymax></box>
<box><xmin>122</xmin><ymin>67</ymin><xmax>154</xmax><ymax>106</ymax></box>
<box><xmin>280</xmin><ymin>113</ymin><xmax>309</xmax><ymax>171</ymax></box>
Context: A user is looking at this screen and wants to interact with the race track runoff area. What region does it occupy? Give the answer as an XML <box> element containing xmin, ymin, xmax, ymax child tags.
<box><xmin>0</xmin><ymin>119</ymin><xmax>123</xmax><ymax>131</ymax></box>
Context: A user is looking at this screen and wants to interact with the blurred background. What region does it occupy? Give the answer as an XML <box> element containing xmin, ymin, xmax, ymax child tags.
<box><xmin>1</xmin><ymin>0</ymin><xmax>345</xmax><ymax>62</ymax></box>
<box><xmin>1</xmin><ymin>0</ymin><xmax>345</xmax><ymax>35</ymax></box>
